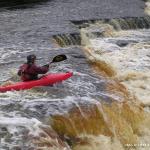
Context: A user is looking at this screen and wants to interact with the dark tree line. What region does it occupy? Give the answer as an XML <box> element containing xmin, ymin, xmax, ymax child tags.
<box><xmin>0</xmin><ymin>0</ymin><xmax>49</xmax><ymax>9</ymax></box>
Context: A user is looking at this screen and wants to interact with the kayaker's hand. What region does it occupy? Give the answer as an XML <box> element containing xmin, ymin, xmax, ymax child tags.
<box><xmin>43</xmin><ymin>64</ymin><xmax>49</xmax><ymax>68</ymax></box>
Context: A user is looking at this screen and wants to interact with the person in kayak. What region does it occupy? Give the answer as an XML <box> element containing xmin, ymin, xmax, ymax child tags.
<box><xmin>18</xmin><ymin>54</ymin><xmax>49</xmax><ymax>81</ymax></box>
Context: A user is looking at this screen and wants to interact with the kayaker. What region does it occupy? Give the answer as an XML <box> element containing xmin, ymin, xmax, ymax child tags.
<box><xmin>18</xmin><ymin>54</ymin><xmax>49</xmax><ymax>81</ymax></box>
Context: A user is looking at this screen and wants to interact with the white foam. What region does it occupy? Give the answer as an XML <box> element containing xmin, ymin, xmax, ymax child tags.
<box><xmin>86</xmin><ymin>29</ymin><xmax>150</xmax><ymax>105</ymax></box>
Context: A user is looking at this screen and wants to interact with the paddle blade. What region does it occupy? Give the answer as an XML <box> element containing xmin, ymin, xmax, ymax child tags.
<box><xmin>52</xmin><ymin>54</ymin><xmax>67</xmax><ymax>63</ymax></box>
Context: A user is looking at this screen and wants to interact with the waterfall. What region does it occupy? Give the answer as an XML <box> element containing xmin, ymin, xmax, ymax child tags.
<box><xmin>53</xmin><ymin>16</ymin><xmax>150</xmax><ymax>47</ymax></box>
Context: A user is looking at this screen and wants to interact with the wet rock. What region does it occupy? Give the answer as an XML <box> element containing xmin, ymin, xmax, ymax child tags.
<box><xmin>116</xmin><ymin>40</ymin><xmax>138</xmax><ymax>47</ymax></box>
<box><xmin>116</xmin><ymin>40</ymin><xmax>129</xmax><ymax>47</ymax></box>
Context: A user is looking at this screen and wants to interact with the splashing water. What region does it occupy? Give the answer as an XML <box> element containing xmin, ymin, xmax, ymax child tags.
<box><xmin>82</xmin><ymin>25</ymin><xmax>150</xmax><ymax>106</ymax></box>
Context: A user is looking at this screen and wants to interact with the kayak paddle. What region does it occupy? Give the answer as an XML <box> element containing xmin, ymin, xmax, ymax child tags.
<box><xmin>50</xmin><ymin>54</ymin><xmax>67</xmax><ymax>63</ymax></box>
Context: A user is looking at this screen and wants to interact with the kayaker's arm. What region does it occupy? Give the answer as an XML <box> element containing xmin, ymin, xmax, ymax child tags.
<box><xmin>33</xmin><ymin>65</ymin><xmax>49</xmax><ymax>74</ymax></box>
<box><xmin>42</xmin><ymin>64</ymin><xmax>49</xmax><ymax>68</ymax></box>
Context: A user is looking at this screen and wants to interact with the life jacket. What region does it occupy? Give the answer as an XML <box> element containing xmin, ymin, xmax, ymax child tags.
<box><xmin>18</xmin><ymin>63</ymin><xmax>36</xmax><ymax>81</ymax></box>
<box><xmin>18</xmin><ymin>63</ymin><xmax>49</xmax><ymax>81</ymax></box>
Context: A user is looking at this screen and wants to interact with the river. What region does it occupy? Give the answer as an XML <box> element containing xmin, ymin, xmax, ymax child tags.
<box><xmin>0</xmin><ymin>0</ymin><xmax>150</xmax><ymax>150</ymax></box>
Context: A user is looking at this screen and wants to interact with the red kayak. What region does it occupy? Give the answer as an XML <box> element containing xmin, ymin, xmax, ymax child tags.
<box><xmin>0</xmin><ymin>72</ymin><xmax>73</xmax><ymax>92</ymax></box>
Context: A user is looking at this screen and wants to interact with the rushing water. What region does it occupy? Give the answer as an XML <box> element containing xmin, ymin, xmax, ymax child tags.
<box><xmin>81</xmin><ymin>25</ymin><xmax>150</xmax><ymax>106</ymax></box>
<box><xmin>0</xmin><ymin>0</ymin><xmax>150</xmax><ymax>150</ymax></box>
